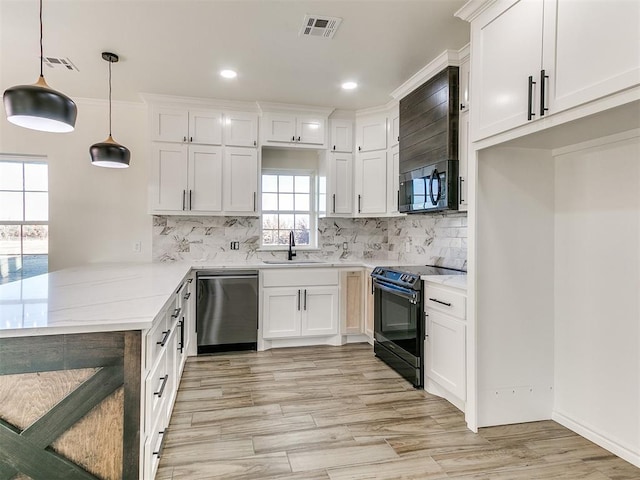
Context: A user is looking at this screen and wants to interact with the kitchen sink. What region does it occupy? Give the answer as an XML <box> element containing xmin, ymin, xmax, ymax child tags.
<box><xmin>262</xmin><ymin>260</ymin><xmax>328</xmax><ymax>265</ymax></box>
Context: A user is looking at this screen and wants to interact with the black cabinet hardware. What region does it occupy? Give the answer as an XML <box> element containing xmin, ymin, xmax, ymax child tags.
<box><xmin>429</xmin><ymin>297</ymin><xmax>452</xmax><ymax>307</ymax></box>
<box><xmin>157</xmin><ymin>329</ymin><xmax>171</xmax><ymax>347</ymax></box>
<box><xmin>527</xmin><ymin>75</ymin><xmax>536</xmax><ymax>121</ymax></box>
<box><xmin>154</xmin><ymin>375</ymin><xmax>168</xmax><ymax>397</ymax></box>
<box><xmin>540</xmin><ymin>69</ymin><xmax>549</xmax><ymax>116</ymax></box>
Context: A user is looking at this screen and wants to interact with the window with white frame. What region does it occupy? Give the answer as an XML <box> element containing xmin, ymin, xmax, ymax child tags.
<box><xmin>0</xmin><ymin>157</ymin><xmax>48</xmax><ymax>284</ymax></box>
<box><xmin>262</xmin><ymin>171</ymin><xmax>316</xmax><ymax>247</ymax></box>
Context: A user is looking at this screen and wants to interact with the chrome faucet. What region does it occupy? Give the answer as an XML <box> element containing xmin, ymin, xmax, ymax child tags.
<box><xmin>288</xmin><ymin>230</ymin><xmax>296</xmax><ymax>261</ymax></box>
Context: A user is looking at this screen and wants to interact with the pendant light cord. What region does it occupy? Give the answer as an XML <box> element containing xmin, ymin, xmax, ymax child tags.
<box><xmin>108</xmin><ymin>58</ymin><xmax>112</xmax><ymax>136</ymax></box>
<box><xmin>39</xmin><ymin>0</ymin><xmax>43</xmax><ymax>78</ymax></box>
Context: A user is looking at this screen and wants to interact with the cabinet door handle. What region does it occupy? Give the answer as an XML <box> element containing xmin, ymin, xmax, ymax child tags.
<box><xmin>253</xmin><ymin>192</ymin><xmax>257</xmax><ymax>211</ymax></box>
<box><xmin>182</xmin><ymin>190</ymin><xmax>186</xmax><ymax>210</ymax></box>
<box><xmin>154</xmin><ymin>375</ymin><xmax>169</xmax><ymax>397</ymax></box>
<box><xmin>333</xmin><ymin>145</ymin><xmax>336</xmax><ymax>151</ymax></box>
<box><xmin>303</xmin><ymin>289</ymin><xmax>307</xmax><ymax>311</ymax></box>
<box><xmin>190</xmin><ymin>136</ymin><xmax>193</xmax><ymax>142</ymax></box>
<box><xmin>178</xmin><ymin>319</ymin><xmax>184</xmax><ymax>353</ymax></box>
<box><xmin>540</xmin><ymin>69</ymin><xmax>549</xmax><ymax>117</ymax></box>
<box><xmin>428</xmin><ymin>297</ymin><xmax>452</xmax><ymax>307</ymax></box>
<box><xmin>189</xmin><ymin>190</ymin><xmax>193</xmax><ymax>210</ymax></box>
<box><xmin>183</xmin><ymin>136</ymin><xmax>186</xmax><ymax>142</ymax></box>
<box><xmin>527</xmin><ymin>75</ymin><xmax>536</xmax><ymax>121</ymax></box>
<box><xmin>332</xmin><ymin>194</ymin><xmax>336</xmax><ymax>213</ymax></box>
<box><xmin>358</xmin><ymin>194</ymin><xmax>362</xmax><ymax>213</ymax></box>
<box><xmin>459</xmin><ymin>177</ymin><xmax>464</xmax><ymax>204</ymax></box>
<box><xmin>358</xmin><ymin>146</ymin><xmax>361</xmax><ymax>151</ymax></box>
<box><xmin>297</xmin><ymin>290</ymin><xmax>301</xmax><ymax>311</ymax></box>
<box><xmin>171</xmin><ymin>307</ymin><xmax>182</xmax><ymax>319</ymax></box>
<box><xmin>157</xmin><ymin>329</ymin><xmax>171</xmax><ymax>347</ymax></box>
<box><xmin>292</xmin><ymin>135</ymin><xmax>295</xmax><ymax>141</ymax></box>
<box><xmin>153</xmin><ymin>429</ymin><xmax>167</xmax><ymax>458</ymax></box>
<box><xmin>424</xmin><ymin>312</ymin><xmax>429</xmax><ymax>339</ymax></box>
<box><xmin>397</xmin><ymin>190</ymin><xmax>400</xmax><ymax>210</ymax></box>
<box><xmin>297</xmin><ymin>136</ymin><xmax>301</xmax><ymax>142</ymax></box>
<box><xmin>183</xmin><ymin>292</ymin><xmax>191</xmax><ymax>300</ymax></box>
<box><xmin>253</xmin><ymin>140</ymin><xmax>257</xmax><ymax>146</ymax></box>
<box><xmin>460</xmin><ymin>103</ymin><xmax>466</xmax><ymax>111</ymax></box>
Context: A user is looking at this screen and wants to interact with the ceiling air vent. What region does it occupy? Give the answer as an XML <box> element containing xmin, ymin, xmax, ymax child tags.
<box><xmin>300</xmin><ymin>15</ymin><xmax>342</xmax><ymax>39</ymax></box>
<box><xmin>42</xmin><ymin>56</ymin><xmax>79</xmax><ymax>72</ymax></box>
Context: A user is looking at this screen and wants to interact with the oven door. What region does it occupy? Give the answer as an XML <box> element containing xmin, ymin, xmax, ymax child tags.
<box><xmin>373</xmin><ymin>279</ymin><xmax>422</xmax><ymax>368</ymax></box>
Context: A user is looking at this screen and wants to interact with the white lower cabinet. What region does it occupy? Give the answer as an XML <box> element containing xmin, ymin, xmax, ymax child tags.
<box><xmin>142</xmin><ymin>275</ymin><xmax>194</xmax><ymax>479</ymax></box>
<box><xmin>262</xmin><ymin>269</ymin><xmax>339</xmax><ymax>340</ymax></box>
<box><xmin>424</xmin><ymin>281</ymin><xmax>467</xmax><ymax>411</ymax></box>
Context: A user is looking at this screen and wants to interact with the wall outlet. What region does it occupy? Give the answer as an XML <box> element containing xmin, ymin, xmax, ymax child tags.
<box><xmin>230</xmin><ymin>241</ymin><xmax>240</xmax><ymax>250</ymax></box>
<box><xmin>342</xmin><ymin>242</ymin><xmax>348</xmax><ymax>251</ymax></box>
<box><xmin>133</xmin><ymin>241</ymin><xmax>141</xmax><ymax>253</ymax></box>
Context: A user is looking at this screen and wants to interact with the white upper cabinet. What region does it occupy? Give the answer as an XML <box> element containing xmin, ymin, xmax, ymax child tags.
<box><xmin>151</xmin><ymin>107</ymin><xmax>222</xmax><ymax>144</ymax></box>
<box><xmin>149</xmin><ymin>143</ymin><xmax>188</xmax><ymax>212</ymax></box>
<box><xmin>543</xmin><ymin>0</ymin><xmax>640</xmax><ymax>114</ymax></box>
<box><xmin>355</xmin><ymin>113</ymin><xmax>387</xmax><ymax>152</ymax></box>
<box><xmin>188</xmin><ymin>145</ymin><xmax>223</xmax><ymax>212</ymax></box>
<box><xmin>223</xmin><ymin>111</ymin><xmax>258</xmax><ymax>147</ymax></box>
<box><xmin>469</xmin><ymin>0</ymin><xmax>640</xmax><ymax>141</ymax></box>
<box><xmin>151</xmin><ymin>108</ymin><xmax>188</xmax><ymax>143</ymax></box>
<box><xmin>459</xmin><ymin>55</ymin><xmax>470</xmax><ymax>113</ymax></box>
<box><xmin>223</xmin><ymin>147</ymin><xmax>258</xmax><ymax>213</ymax></box>
<box><xmin>261</xmin><ymin>113</ymin><xmax>327</xmax><ymax>147</ymax></box>
<box><xmin>189</xmin><ymin>110</ymin><xmax>223</xmax><ymax>145</ymax></box>
<box><xmin>149</xmin><ymin>144</ymin><xmax>223</xmax><ymax>213</ymax></box>
<box><xmin>388</xmin><ymin>145</ymin><xmax>400</xmax><ymax>214</ymax></box>
<box><xmin>329</xmin><ymin>119</ymin><xmax>353</xmax><ymax>152</ymax></box>
<box><xmin>354</xmin><ymin>150</ymin><xmax>388</xmax><ymax>216</ymax></box>
<box><xmin>388</xmin><ymin>105</ymin><xmax>400</xmax><ymax>147</ymax></box>
<box><xmin>472</xmin><ymin>0</ymin><xmax>544</xmax><ymax>140</ymax></box>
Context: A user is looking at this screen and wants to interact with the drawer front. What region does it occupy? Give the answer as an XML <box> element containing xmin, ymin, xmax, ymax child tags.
<box><xmin>262</xmin><ymin>268</ymin><xmax>339</xmax><ymax>287</ymax></box>
<box><xmin>424</xmin><ymin>284</ymin><xmax>466</xmax><ymax>319</ymax></box>
<box><xmin>144</xmin><ymin>346</ymin><xmax>169</xmax><ymax>431</ymax></box>
<box><xmin>143</xmin><ymin>409</ymin><xmax>168</xmax><ymax>480</ymax></box>
<box><xmin>146</xmin><ymin>295</ymin><xmax>182</xmax><ymax>369</ymax></box>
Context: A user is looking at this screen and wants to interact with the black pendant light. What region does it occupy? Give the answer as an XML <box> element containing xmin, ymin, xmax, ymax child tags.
<box><xmin>90</xmin><ymin>52</ymin><xmax>130</xmax><ymax>169</ymax></box>
<box><xmin>3</xmin><ymin>0</ymin><xmax>77</xmax><ymax>133</ymax></box>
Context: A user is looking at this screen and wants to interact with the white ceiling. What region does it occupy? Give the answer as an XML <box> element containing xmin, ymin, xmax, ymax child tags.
<box><xmin>0</xmin><ymin>0</ymin><xmax>470</xmax><ymax>111</ymax></box>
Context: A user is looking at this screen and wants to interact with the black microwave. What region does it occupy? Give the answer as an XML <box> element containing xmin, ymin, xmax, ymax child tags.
<box><xmin>398</xmin><ymin>160</ymin><xmax>458</xmax><ymax>213</ymax></box>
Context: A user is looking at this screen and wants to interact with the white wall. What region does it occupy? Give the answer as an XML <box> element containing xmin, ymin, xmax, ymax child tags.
<box><xmin>476</xmin><ymin>146</ymin><xmax>555</xmax><ymax>426</ymax></box>
<box><xmin>0</xmin><ymin>98</ymin><xmax>151</xmax><ymax>271</ymax></box>
<box><xmin>553</xmin><ymin>130</ymin><xmax>640</xmax><ymax>465</ymax></box>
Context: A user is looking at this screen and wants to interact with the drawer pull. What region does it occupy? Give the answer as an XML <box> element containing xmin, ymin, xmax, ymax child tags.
<box><xmin>153</xmin><ymin>429</ymin><xmax>167</xmax><ymax>458</ymax></box>
<box><xmin>154</xmin><ymin>375</ymin><xmax>169</xmax><ymax>398</ymax></box>
<box><xmin>171</xmin><ymin>307</ymin><xmax>181</xmax><ymax>318</ymax></box>
<box><xmin>157</xmin><ymin>329</ymin><xmax>171</xmax><ymax>347</ymax></box>
<box><xmin>183</xmin><ymin>292</ymin><xmax>191</xmax><ymax>300</ymax></box>
<box><xmin>429</xmin><ymin>297</ymin><xmax>452</xmax><ymax>307</ymax></box>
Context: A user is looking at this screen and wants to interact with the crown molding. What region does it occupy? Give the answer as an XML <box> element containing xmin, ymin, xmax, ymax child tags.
<box><xmin>390</xmin><ymin>48</ymin><xmax>465</xmax><ymax>101</ymax></box>
<box><xmin>256</xmin><ymin>101</ymin><xmax>334</xmax><ymax>117</ymax></box>
<box><xmin>139</xmin><ymin>93</ymin><xmax>260</xmax><ymax>112</ymax></box>
<box><xmin>455</xmin><ymin>0</ymin><xmax>497</xmax><ymax>22</ymax></box>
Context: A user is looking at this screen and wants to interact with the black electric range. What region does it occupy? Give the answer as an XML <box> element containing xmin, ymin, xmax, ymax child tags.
<box><xmin>370</xmin><ymin>265</ymin><xmax>466</xmax><ymax>388</ymax></box>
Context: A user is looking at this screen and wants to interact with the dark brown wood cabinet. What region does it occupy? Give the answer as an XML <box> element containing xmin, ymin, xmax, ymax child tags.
<box><xmin>399</xmin><ymin>66</ymin><xmax>459</xmax><ymax>174</ymax></box>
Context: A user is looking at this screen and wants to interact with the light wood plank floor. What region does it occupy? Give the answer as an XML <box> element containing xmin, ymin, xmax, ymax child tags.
<box><xmin>157</xmin><ymin>343</ymin><xmax>639</xmax><ymax>479</ymax></box>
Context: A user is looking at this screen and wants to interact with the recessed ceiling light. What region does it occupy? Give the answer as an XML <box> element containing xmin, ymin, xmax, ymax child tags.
<box><xmin>341</xmin><ymin>81</ymin><xmax>358</xmax><ymax>90</ymax></box>
<box><xmin>220</xmin><ymin>69</ymin><xmax>237</xmax><ymax>79</ymax></box>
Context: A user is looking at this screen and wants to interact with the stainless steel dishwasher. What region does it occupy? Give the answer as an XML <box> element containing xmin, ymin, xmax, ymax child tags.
<box><xmin>196</xmin><ymin>270</ymin><xmax>258</xmax><ymax>354</ymax></box>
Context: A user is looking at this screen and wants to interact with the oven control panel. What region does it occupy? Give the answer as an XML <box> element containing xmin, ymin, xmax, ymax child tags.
<box><xmin>371</xmin><ymin>267</ymin><xmax>420</xmax><ymax>289</ymax></box>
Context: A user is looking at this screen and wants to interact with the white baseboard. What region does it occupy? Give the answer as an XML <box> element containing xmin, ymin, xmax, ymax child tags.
<box><xmin>552</xmin><ymin>410</ymin><xmax>640</xmax><ymax>468</ymax></box>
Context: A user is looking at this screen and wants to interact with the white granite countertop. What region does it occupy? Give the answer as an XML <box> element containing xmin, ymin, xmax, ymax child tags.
<box><xmin>0</xmin><ymin>263</ymin><xmax>192</xmax><ymax>338</ymax></box>
<box><xmin>421</xmin><ymin>274</ymin><xmax>467</xmax><ymax>290</ymax></box>
<box><xmin>0</xmin><ymin>261</ymin><xmax>466</xmax><ymax>338</ymax></box>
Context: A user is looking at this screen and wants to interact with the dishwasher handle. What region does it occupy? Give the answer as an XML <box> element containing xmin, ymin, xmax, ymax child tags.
<box><xmin>197</xmin><ymin>275</ymin><xmax>258</xmax><ymax>280</ymax></box>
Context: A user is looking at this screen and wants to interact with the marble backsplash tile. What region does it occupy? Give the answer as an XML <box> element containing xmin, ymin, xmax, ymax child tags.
<box><xmin>153</xmin><ymin>213</ymin><xmax>467</xmax><ymax>270</ymax></box>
